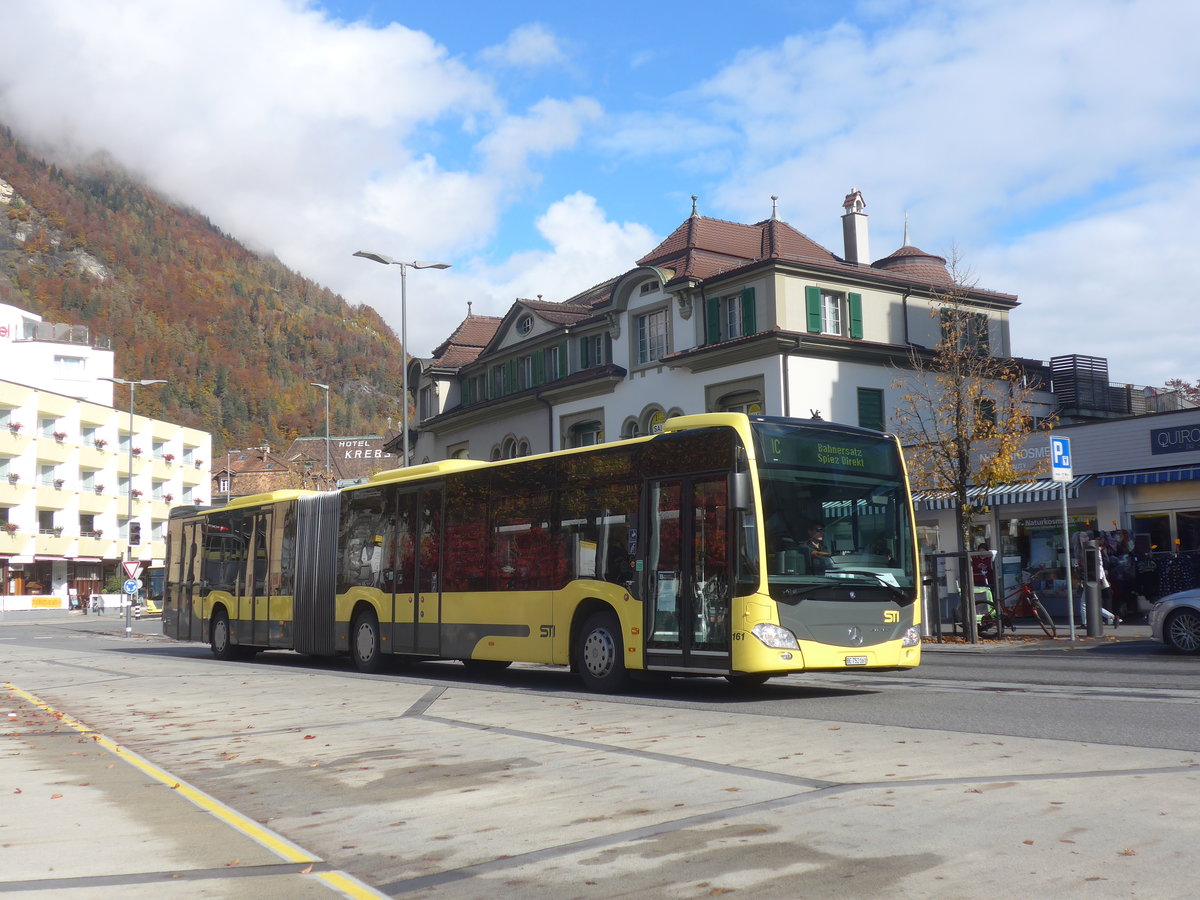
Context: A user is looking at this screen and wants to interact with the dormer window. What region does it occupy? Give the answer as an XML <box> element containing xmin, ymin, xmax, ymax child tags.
<box><xmin>517</xmin><ymin>314</ymin><xmax>533</xmax><ymax>335</ymax></box>
<box><xmin>639</xmin><ymin>281</ymin><xmax>657</xmax><ymax>296</ymax></box>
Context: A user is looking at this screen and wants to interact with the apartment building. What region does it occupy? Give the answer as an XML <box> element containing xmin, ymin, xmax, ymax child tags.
<box><xmin>0</xmin><ymin>303</ymin><xmax>211</xmax><ymax>606</ymax></box>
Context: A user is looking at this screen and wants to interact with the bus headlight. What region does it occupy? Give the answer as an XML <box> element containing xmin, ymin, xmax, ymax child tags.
<box><xmin>901</xmin><ymin>626</ymin><xmax>920</xmax><ymax>648</ymax></box>
<box><xmin>752</xmin><ymin>623</ymin><xmax>799</xmax><ymax>650</ymax></box>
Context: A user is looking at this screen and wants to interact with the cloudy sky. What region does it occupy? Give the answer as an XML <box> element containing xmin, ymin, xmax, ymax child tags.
<box><xmin>1</xmin><ymin>0</ymin><xmax>1197</xmax><ymax>387</ymax></box>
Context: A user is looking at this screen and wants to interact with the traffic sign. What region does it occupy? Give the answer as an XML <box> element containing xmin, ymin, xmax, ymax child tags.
<box><xmin>1050</xmin><ymin>436</ymin><xmax>1072</xmax><ymax>483</ymax></box>
<box><xmin>123</xmin><ymin>578</ymin><xmax>142</xmax><ymax>595</ymax></box>
<box><xmin>122</xmin><ymin>561</ymin><xmax>143</xmax><ymax>579</ymax></box>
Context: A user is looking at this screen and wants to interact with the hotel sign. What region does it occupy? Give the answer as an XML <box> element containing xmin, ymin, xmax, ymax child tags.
<box><xmin>1151</xmin><ymin>425</ymin><xmax>1200</xmax><ymax>455</ymax></box>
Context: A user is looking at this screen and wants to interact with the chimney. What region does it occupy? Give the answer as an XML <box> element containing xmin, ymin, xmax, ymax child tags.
<box><xmin>841</xmin><ymin>188</ymin><xmax>869</xmax><ymax>265</ymax></box>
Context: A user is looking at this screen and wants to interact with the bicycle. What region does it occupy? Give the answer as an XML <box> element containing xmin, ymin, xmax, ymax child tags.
<box><xmin>977</xmin><ymin>582</ymin><xmax>1056</xmax><ymax>638</ymax></box>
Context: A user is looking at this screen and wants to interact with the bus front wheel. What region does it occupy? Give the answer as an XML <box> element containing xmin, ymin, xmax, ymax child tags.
<box><xmin>351</xmin><ymin>610</ymin><xmax>384</xmax><ymax>673</ymax></box>
<box><xmin>211</xmin><ymin>610</ymin><xmax>236</xmax><ymax>660</ymax></box>
<box><xmin>576</xmin><ymin>610</ymin><xmax>630</xmax><ymax>693</ymax></box>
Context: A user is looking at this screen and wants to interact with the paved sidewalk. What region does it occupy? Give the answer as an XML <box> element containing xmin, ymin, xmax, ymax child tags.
<box><xmin>2</xmin><ymin>683</ymin><xmax>385</xmax><ymax>898</ymax></box>
<box><xmin>923</xmin><ymin>614</ymin><xmax>1155</xmax><ymax>650</ymax></box>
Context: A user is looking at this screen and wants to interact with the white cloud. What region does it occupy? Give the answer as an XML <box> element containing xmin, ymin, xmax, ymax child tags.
<box><xmin>476</xmin><ymin>98</ymin><xmax>604</xmax><ymax>178</ymax></box>
<box><xmin>479</xmin><ymin>23</ymin><xmax>569</xmax><ymax>69</ymax></box>
<box><xmin>0</xmin><ymin>1</ymin><xmax>616</xmax><ymax>367</ymax></box>
<box><xmin>979</xmin><ymin>167</ymin><xmax>1200</xmax><ymax>386</ymax></box>
<box><xmin>393</xmin><ymin>192</ymin><xmax>658</xmax><ymax>356</ymax></box>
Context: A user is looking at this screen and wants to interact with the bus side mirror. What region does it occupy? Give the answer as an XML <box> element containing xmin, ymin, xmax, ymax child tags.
<box><xmin>730</xmin><ymin>472</ymin><xmax>752</xmax><ymax>511</ymax></box>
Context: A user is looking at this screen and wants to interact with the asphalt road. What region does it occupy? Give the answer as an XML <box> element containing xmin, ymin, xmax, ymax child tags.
<box><xmin>3</xmin><ymin>614</ymin><xmax>1198</xmax><ymax>898</ymax></box>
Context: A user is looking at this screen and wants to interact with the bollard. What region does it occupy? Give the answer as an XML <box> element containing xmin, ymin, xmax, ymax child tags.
<box><xmin>1085</xmin><ymin>543</ymin><xmax>1103</xmax><ymax>638</ymax></box>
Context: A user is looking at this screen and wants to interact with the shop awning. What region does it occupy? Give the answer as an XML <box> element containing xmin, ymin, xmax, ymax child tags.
<box><xmin>1096</xmin><ymin>465</ymin><xmax>1200</xmax><ymax>486</ymax></box>
<box><xmin>916</xmin><ymin>486</ymin><xmax>988</xmax><ymax>510</ymax></box>
<box><xmin>987</xmin><ymin>475</ymin><xmax>1090</xmax><ymax>505</ymax></box>
<box><xmin>917</xmin><ymin>475</ymin><xmax>1090</xmax><ymax>510</ymax></box>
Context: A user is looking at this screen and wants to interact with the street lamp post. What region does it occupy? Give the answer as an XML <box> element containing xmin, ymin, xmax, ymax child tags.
<box><xmin>101</xmin><ymin>376</ymin><xmax>166</xmax><ymax>638</ymax></box>
<box><xmin>353</xmin><ymin>252</ymin><xmax>451</xmax><ymax>467</ymax></box>
<box><xmin>310</xmin><ymin>382</ymin><xmax>331</xmax><ymax>486</ymax></box>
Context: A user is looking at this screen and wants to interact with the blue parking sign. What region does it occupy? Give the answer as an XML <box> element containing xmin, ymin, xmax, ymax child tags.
<box><xmin>1050</xmin><ymin>436</ymin><xmax>1072</xmax><ymax>483</ymax></box>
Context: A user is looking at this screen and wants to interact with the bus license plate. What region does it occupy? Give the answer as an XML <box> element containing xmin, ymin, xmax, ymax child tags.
<box><xmin>845</xmin><ymin>656</ymin><xmax>868</xmax><ymax>666</ymax></box>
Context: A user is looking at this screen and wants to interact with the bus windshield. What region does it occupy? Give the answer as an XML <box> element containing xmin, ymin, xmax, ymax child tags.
<box><xmin>752</xmin><ymin>421</ymin><xmax>916</xmax><ymax>599</ymax></box>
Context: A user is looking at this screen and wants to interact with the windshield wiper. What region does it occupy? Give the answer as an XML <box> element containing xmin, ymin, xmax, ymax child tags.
<box><xmin>831</xmin><ymin>571</ymin><xmax>909</xmax><ymax>600</ymax></box>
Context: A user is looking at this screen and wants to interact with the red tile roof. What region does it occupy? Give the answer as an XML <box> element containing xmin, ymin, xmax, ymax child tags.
<box><xmin>871</xmin><ymin>245</ymin><xmax>954</xmax><ymax>285</ymax></box>
<box><xmin>636</xmin><ymin>214</ymin><xmax>840</xmax><ymax>281</ymax></box>
<box><xmin>430</xmin><ymin>313</ymin><xmax>502</xmax><ymax>368</ymax></box>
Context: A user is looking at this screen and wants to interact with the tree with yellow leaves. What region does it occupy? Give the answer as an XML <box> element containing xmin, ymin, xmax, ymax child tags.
<box><xmin>892</xmin><ymin>262</ymin><xmax>1054</xmax><ymax>639</ymax></box>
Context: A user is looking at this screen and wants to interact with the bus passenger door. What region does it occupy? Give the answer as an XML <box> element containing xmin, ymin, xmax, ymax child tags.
<box><xmin>644</xmin><ymin>475</ymin><xmax>732</xmax><ymax>671</ymax></box>
<box><xmin>172</xmin><ymin>519</ymin><xmax>204</xmax><ymax>642</ymax></box>
<box><xmin>238</xmin><ymin>511</ymin><xmax>272</xmax><ymax>647</ymax></box>
<box><xmin>414</xmin><ymin>487</ymin><xmax>443</xmax><ymax>655</ymax></box>
<box><xmin>390</xmin><ymin>491</ymin><xmax>419</xmax><ymax>653</ymax></box>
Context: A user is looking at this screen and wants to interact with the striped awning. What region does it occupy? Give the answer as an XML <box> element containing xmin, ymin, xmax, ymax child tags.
<box><xmin>1097</xmin><ymin>465</ymin><xmax>1200</xmax><ymax>486</ymax></box>
<box><xmin>916</xmin><ymin>486</ymin><xmax>987</xmax><ymax>510</ymax></box>
<box><xmin>917</xmin><ymin>475</ymin><xmax>1090</xmax><ymax>510</ymax></box>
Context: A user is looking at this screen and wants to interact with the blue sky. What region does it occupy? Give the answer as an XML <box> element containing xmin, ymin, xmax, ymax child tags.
<box><xmin>2</xmin><ymin>0</ymin><xmax>1199</xmax><ymax>387</ymax></box>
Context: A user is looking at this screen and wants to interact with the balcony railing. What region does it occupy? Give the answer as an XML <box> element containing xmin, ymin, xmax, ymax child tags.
<box><xmin>17</xmin><ymin>321</ymin><xmax>111</xmax><ymax>349</ymax></box>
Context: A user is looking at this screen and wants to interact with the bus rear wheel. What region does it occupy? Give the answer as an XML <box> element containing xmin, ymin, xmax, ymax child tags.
<box><xmin>351</xmin><ymin>610</ymin><xmax>384</xmax><ymax>673</ymax></box>
<box><xmin>576</xmin><ymin>610</ymin><xmax>630</xmax><ymax>693</ymax></box>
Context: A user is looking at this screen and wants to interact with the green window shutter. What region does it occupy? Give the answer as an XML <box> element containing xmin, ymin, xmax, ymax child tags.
<box><xmin>741</xmin><ymin>287</ymin><xmax>756</xmax><ymax>336</ymax></box>
<box><xmin>532</xmin><ymin>351</ymin><xmax>545</xmax><ymax>386</ymax></box>
<box><xmin>706</xmin><ymin>296</ymin><xmax>721</xmax><ymax>344</ymax></box>
<box><xmin>974</xmin><ymin>313</ymin><xmax>990</xmax><ymax>354</ymax></box>
<box><xmin>939</xmin><ymin>309</ymin><xmax>953</xmax><ymax>343</ymax></box>
<box><xmin>463</xmin><ymin>379</ymin><xmax>474</xmax><ymax>406</ymax></box>
<box><xmin>805</xmin><ymin>286</ymin><xmax>822</xmax><ymax>333</ymax></box>
<box><xmin>848</xmin><ymin>292</ymin><xmax>863</xmax><ymax>339</ymax></box>
<box><xmin>506</xmin><ymin>359</ymin><xmax>517</xmax><ymax>392</ymax></box>
<box><xmin>857</xmin><ymin>388</ymin><xmax>884</xmax><ymax>432</ymax></box>
<box><xmin>580</xmin><ymin>336</ymin><xmax>591</xmax><ymax>368</ymax></box>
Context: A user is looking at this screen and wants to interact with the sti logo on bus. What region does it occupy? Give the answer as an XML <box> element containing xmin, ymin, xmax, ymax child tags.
<box><xmin>883</xmin><ymin>610</ymin><xmax>899</xmax><ymax>623</ymax></box>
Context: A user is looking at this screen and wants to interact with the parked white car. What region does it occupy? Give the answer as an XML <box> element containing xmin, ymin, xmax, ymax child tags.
<box><xmin>1150</xmin><ymin>590</ymin><xmax>1200</xmax><ymax>654</ymax></box>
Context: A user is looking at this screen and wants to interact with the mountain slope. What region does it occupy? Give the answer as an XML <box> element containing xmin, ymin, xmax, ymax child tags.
<box><xmin>0</xmin><ymin>124</ymin><xmax>405</xmax><ymax>454</ymax></box>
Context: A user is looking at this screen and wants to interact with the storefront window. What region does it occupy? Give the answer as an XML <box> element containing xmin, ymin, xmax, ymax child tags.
<box><xmin>1174</xmin><ymin>511</ymin><xmax>1200</xmax><ymax>553</ymax></box>
<box><xmin>1131</xmin><ymin>514</ymin><xmax>1170</xmax><ymax>557</ymax></box>
<box><xmin>998</xmin><ymin>514</ymin><xmax>1094</xmax><ymax>615</ymax></box>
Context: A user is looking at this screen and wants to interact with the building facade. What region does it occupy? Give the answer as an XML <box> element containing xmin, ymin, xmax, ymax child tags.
<box><xmin>0</xmin><ymin>304</ymin><xmax>211</xmax><ymax>608</ymax></box>
<box><xmin>212</xmin><ymin>436</ymin><xmax>398</xmax><ymax>500</ymax></box>
<box><xmin>401</xmin><ymin>191</ymin><xmax>1047</xmax><ymax>466</ymax></box>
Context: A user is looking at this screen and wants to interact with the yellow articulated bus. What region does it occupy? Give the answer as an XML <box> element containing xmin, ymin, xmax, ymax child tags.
<box><xmin>163</xmin><ymin>413</ymin><xmax>921</xmax><ymax>691</ymax></box>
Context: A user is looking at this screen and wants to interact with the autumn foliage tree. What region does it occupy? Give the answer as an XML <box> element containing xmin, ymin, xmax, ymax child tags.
<box><xmin>892</xmin><ymin>263</ymin><xmax>1053</xmax><ymax>639</ymax></box>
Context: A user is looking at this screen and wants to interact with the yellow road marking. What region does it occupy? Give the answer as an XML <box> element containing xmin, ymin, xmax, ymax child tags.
<box><xmin>5</xmin><ymin>682</ymin><xmax>386</xmax><ymax>900</ymax></box>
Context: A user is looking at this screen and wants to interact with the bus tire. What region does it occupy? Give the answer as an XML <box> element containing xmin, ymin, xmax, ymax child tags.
<box><xmin>211</xmin><ymin>610</ymin><xmax>236</xmax><ymax>660</ymax></box>
<box><xmin>351</xmin><ymin>609</ymin><xmax>384</xmax><ymax>673</ymax></box>
<box><xmin>576</xmin><ymin>610</ymin><xmax>630</xmax><ymax>693</ymax></box>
